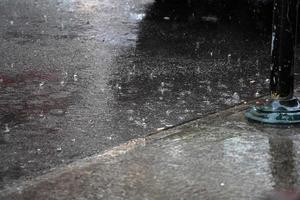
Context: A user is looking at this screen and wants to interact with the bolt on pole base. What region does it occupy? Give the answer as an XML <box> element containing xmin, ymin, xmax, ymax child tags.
<box><xmin>245</xmin><ymin>98</ymin><xmax>300</xmax><ymax>124</ymax></box>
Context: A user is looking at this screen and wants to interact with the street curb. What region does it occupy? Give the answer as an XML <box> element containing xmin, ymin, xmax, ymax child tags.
<box><xmin>0</xmin><ymin>95</ymin><xmax>265</xmax><ymax>198</ymax></box>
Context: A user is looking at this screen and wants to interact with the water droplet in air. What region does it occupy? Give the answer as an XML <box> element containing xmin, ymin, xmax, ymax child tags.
<box><xmin>44</xmin><ymin>15</ymin><xmax>48</xmax><ymax>22</ymax></box>
<box><xmin>166</xmin><ymin>110</ymin><xmax>172</xmax><ymax>116</ymax></box>
<box><xmin>134</xmin><ymin>120</ymin><xmax>147</xmax><ymax>128</ymax></box>
<box><xmin>127</xmin><ymin>110</ymin><xmax>134</xmax><ymax>114</ymax></box>
<box><xmin>116</xmin><ymin>83</ymin><xmax>122</xmax><ymax>90</ymax></box>
<box><xmin>265</xmin><ymin>79</ymin><xmax>270</xmax><ymax>84</ymax></box>
<box><xmin>207</xmin><ymin>86</ymin><xmax>212</xmax><ymax>93</ymax></box>
<box><xmin>227</xmin><ymin>54</ymin><xmax>232</xmax><ymax>63</ymax></box>
<box><xmin>4</xmin><ymin>124</ymin><xmax>10</xmax><ymax>133</ymax></box>
<box><xmin>39</xmin><ymin>81</ymin><xmax>45</xmax><ymax>89</ymax></box>
<box><xmin>232</xmin><ymin>92</ymin><xmax>240</xmax><ymax>102</ymax></box>
<box><xmin>73</xmin><ymin>74</ymin><xmax>78</xmax><ymax>81</ymax></box>
<box><xmin>50</xmin><ymin>109</ymin><xmax>65</xmax><ymax>116</ymax></box>
<box><xmin>107</xmin><ymin>136</ymin><xmax>114</xmax><ymax>140</ymax></box>
<box><xmin>237</xmin><ymin>58</ymin><xmax>241</xmax><ymax>66</ymax></box>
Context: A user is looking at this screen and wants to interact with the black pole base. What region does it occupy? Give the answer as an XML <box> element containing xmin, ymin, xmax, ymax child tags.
<box><xmin>245</xmin><ymin>98</ymin><xmax>300</xmax><ymax>124</ymax></box>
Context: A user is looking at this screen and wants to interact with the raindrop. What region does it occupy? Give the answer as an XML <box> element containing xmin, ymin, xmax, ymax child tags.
<box><xmin>159</xmin><ymin>87</ymin><xmax>168</xmax><ymax>95</ymax></box>
<box><xmin>44</xmin><ymin>15</ymin><xmax>48</xmax><ymax>22</ymax></box>
<box><xmin>217</xmin><ymin>82</ymin><xmax>227</xmax><ymax>89</ymax></box>
<box><xmin>237</xmin><ymin>58</ymin><xmax>241</xmax><ymax>66</ymax></box>
<box><xmin>232</xmin><ymin>92</ymin><xmax>240</xmax><ymax>102</ymax></box>
<box><xmin>220</xmin><ymin>183</ymin><xmax>225</xmax><ymax>186</ymax></box>
<box><xmin>163</xmin><ymin>16</ymin><xmax>170</xmax><ymax>20</ymax></box>
<box><xmin>71</xmin><ymin>139</ymin><xmax>76</xmax><ymax>142</ymax></box>
<box><xmin>107</xmin><ymin>136</ymin><xmax>112</xmax><ymax>140</ymax></box>
<box><xmin>178</xmin><ymin>116</ymin><xmax>185</xmax><ymax>120</ymax></box>
<box><xmin>265</xmin><ymin>79</ymin><xmax>270</xmax><ymax>84</ymax></box>
<box><xmin>50</xmin><ymin>109</ymin><xmax>65</xmax><ymax>116</ymax></box>
<box><xmin>210</xmin><ymin>51</ymin><xmax>213</xmax><ymax>57</ymax></box>
<box><xmin>4</xmin><ymin>124</ymin><xmax>10</xmax><ymax>133</ymax></box>
<box><xmin>60</xmin><ymin>80</ymin><xmax>65</xmax><ymax>86</ymax></box>
<box><xmin>56</xmin><ymin>147</ymin><xmax>62</xmax><ymax>152</ymax></box>
<box><xmin>126</xmin><ymin>109</ymin><xmax>134</xmax><ymax>114</ymax></box>
<box><xmin>37</xmin><ymin>149</ymin><xmax>41</xmax><ymax>154</ymax></box>
<box><xmin>149</xmin><ymin>72</ymin><xmax>154</xmax><ymax>80</ymax></box>
<box><xmin>227</xmin><ymin>54</ymin><xmax>232</xmax><ymax>63</ymax></box>
<box><xmin>250</xmin><ymin>80</ymin><xmax>256</xmax><ymax>84</ymax></box>
<box><xmin>129</xmin><ymin>13</ymin><xmax>145</xmax><ymax>21</ymax></box>
<box><xmin>201</xmin><ymin>16</ymin><xmax>218</xmax><ymax>22</ymax></box>
<box><xmin>116</xmin><ymin>83</ymin><xmax>122</xmax><ymax>90</ymax></box>
<box><xmin>39</xmin><ymin>81</ymin><xmax>45</xmax><ymax>89</ymax></box>
<box><xmin>203</xmin><ymin>100</ymin><xmax>210</xmax><ymax>105</ymax></box>
<box><xmin>134</xmin><ymin>120</ymin><xmax>147</xmax><ymax>128</ymax></box>
<box><xmin>255</xmin><ymin>91</ymin><xmax>260</xmax><ymax>97</ymax></box>
<box><xmin>184</xmin><ymin>109</ymin><xmax>190</xmax><ymax>113</ymax></box>
<box><xmin>10</xmin><ymin>21</ymin><xmax>14</xmax><ymax>25</ymax></box>
<box><xmin>207</xmin><ymin>86</ymin><xmax>212</xmax><ymax>93</ymax></box>
<box><xmin>166</xmin><ymin>110</ymin><xmax>172</xmax><ymax>116</ymax></box>
<box><xmin>73</xmin><ymin>74</ymin><xmax>78</xmax><ymax>81</ymax></box>
<box><xmin>39</xmin><ymin>111</ymin><xmax>44</xmax><ymax>118</ymax></box>
<box><xmin>195</xmin><ymin>42</ymin><xmax>200</xmax><ymax>50</ymax></box>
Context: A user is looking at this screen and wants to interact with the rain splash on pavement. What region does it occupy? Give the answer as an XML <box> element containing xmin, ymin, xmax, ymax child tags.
<box><xmin>0</xmin><ymin>0</ymin><xmax>277</xmax><ymax>187</ymax></box>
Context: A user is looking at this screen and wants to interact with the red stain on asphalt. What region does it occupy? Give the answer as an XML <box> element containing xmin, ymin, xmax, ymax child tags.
<box><xmin>0</xmin><ymin>70</ymin><xmax>59</xmax><ymax>86</ymax></box>
<box><xmin>269</xmin><ymin>188</ymin><xmax>300</xmax><ymax>200</ymax></box>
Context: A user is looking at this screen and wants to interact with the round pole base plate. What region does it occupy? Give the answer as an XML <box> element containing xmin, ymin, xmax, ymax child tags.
<box><xmin>245</xmin><ymin>98</ymin><xmax>300</xmax><ymax>124</ymax></box>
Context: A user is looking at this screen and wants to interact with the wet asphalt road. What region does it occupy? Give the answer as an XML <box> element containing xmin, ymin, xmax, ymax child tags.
<box><xmin>0</xmin><ymin>0</ymin><xmax>286</xmax><ymax>188</ymax></box>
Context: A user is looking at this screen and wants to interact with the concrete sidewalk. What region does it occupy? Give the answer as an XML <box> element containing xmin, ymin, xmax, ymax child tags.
<box><xmin>2</xmin><ymin>96</ymin><xmax>300</xmax><ymax>200</ymax></box>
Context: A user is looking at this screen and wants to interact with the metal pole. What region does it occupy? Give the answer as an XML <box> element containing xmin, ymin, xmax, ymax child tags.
<box><xmin>245</xmin><ymin>0</ymin><xmax>300</xmax><ymax>124</ymax></box>
<box><xmin>270</xmin><ymin>0</ymin><xmax>297</xmax><ymax>100</ymax></box>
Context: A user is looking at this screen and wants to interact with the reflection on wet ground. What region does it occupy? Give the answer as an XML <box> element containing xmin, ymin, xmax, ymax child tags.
<box><xmin>0</xmin><ymin>0</ymin><xmax>292</xmax><ymax>187</ymax></box>
<box><xmin>4</xmin><ymin>107</ymin><xmax>300</xmax><ymax>200</ymax></box>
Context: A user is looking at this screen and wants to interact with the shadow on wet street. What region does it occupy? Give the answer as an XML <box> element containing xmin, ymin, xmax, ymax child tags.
<box><xmin>0</xmin><ymin>0</ymin><xmax>295</xmax><ymax>189</ymax></box>
<box><xmin>108</xmin><ymin>0</ymin><xmax>273</xmax><ymax>137</ymax></box>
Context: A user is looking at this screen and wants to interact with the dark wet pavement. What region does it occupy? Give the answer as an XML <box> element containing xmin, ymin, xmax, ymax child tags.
<box><xmin>0</xmin><ymin>0</ymin><xmax>293</xmax><ymax>188</ymax></box>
